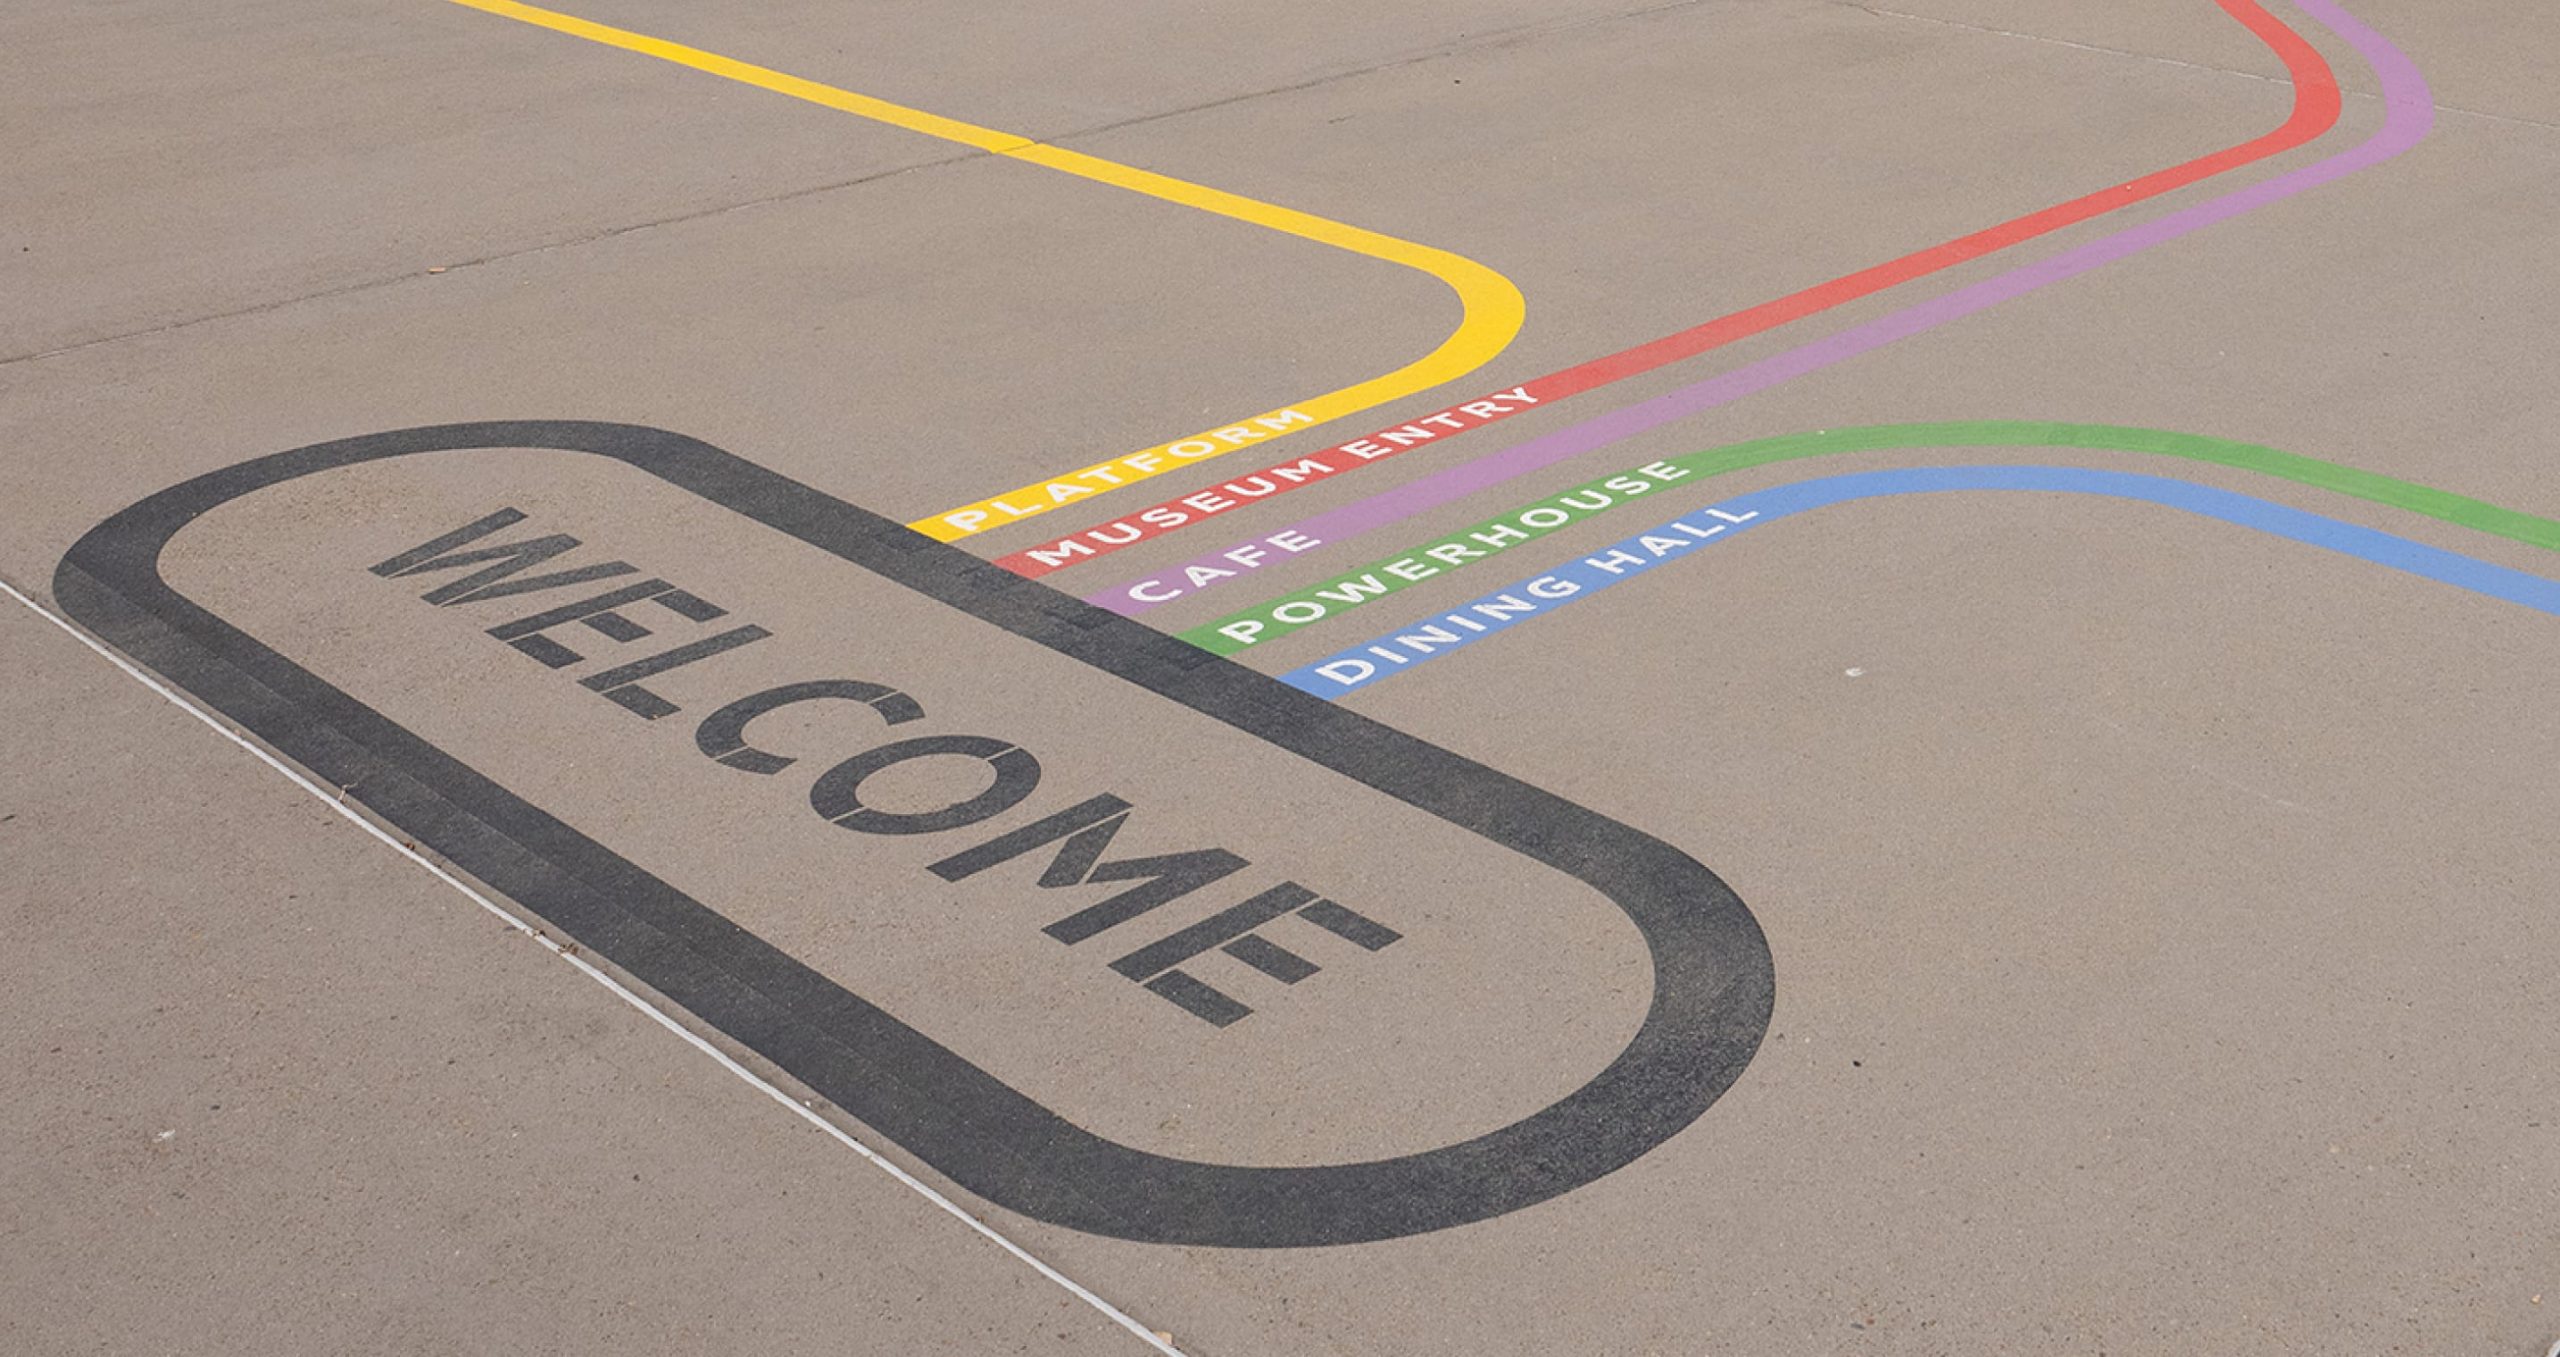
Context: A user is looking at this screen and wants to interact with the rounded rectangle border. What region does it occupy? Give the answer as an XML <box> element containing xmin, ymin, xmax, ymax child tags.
<box><xmin>53</xmin><ymin>421</ymin><xmax>1773</xmax><ymax>1247</ymax></box>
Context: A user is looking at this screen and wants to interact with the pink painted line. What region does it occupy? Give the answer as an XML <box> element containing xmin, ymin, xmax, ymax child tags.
<box><xmin>1096</xmin><ymin>0</ymin><xmax>2431</xmax><ymax>617</ymax></box>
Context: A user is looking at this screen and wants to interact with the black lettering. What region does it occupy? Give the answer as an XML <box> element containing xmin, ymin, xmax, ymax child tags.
<box><xmin>487</xmin><ymin>580</ymin><xmax>704</xmax><ymax>668</ymax></box>
<box><xmin>1109</xmin><ymin>882</ymin><xmax>1316</xmax><ymax>981</ymax></box>
<box><xmin>1105</xmin><ymin>883</ymin><xmax>1322</xmax><ymax>1025</ymax></box>
<box><xmin>809</xmin><ymin>735</ymin><xmax>1041</xmax><ymax>835</ymax></box>
<box><xmin>1296</xmin><ymin>898</ymin><xmax>1402</xmax><ymax>951</ymax></box>
<box><xmin>576</xmin><ymin>625</ymin><xmax>770</xmax><ymax>719</ymax></box>
<box><xmin>695</xmin><ymin>679</ymin><xmax>925</xmax><ymax>774</ymax></box>
<box><xmin>372</xmin><ymin>508</ymin><xmax>635</xmax><ymax>606</ymax></box>
<box><xmin>1141</xmin><ymin>970</ymin><xmax>1251</xmax><ymax>1027</ymax></box>
<box><xmin>1222</xmin><ymin>934</ymin><xmax>1319</xmax><ymax>984</ymax></box>
<box><xmin>926</xmin><ymin>794</ymin><xmax>1247</xmax><ymax>944</ymax></box>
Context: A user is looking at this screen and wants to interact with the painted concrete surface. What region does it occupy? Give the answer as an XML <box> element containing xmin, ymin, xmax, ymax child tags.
<box><xmin>5</xmin><ymin>2</ymin><xmax>2555</xmax><ymax>1352</ymax></box>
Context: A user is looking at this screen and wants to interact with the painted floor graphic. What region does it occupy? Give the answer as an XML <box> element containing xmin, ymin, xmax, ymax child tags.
<box><xmin>1187</xmin><ymin>421</ymin><xmax>2560</xmax><ymax>664</ymax></box>
<box><xmin>1019</xmin><ymin>0</ymin><xmax>2347</xmax><ymax>588</ymax></box>
<box><xmin>450</xmin><ymin>0</ymin><xmax>1527</xmax><ymax>544</ymax></box>
<box><xmin>11</xmin><ymin>0</ymin><xmax>2559</xmax><ymax>1352</ymax></box>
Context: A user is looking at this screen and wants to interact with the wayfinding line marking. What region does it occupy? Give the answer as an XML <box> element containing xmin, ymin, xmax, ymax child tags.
<box><xmin>1043</xmin><ymin>0</ymin><xmax>2340</xmax><ymax>595</ymax></box>
<box><xmin>1282</xmin><ymin>464</ymin><xmax>2560</xmax><ymax>696</ymax></box>
<box><xmin>1190</xmin><ymin>422</ymin><xmax>2560</xmax><ymax>653</ymax></box>
<box><xmin>1106</xmin><ymin>0</ymin><xmax>2427</xmax><ymax>617</ymax></box>
<box><xmin>444</xmin><ymin>0</ymin><xmax>1523</xmax><ymax>544</ymax></box>
<box><xmin>0</xmin><ymin>574</ymin><xmax>1187</xmax><ymax>1357</ymax></box>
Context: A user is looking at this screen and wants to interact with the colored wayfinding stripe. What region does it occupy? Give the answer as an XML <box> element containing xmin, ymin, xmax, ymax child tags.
<box><xmin>444</xmin><ymin>0</ymin><xmax>1526</xmax><ymax>544</ymax></box>
<box><xmin>1013</xmin><ymin>0</ymin><xmax>2341</xmax><ymax>584</ymax></box>
<box><xmin>1186</xmin><ymin>423</ymin><xmax>2560</xmax><ymax>653</ymax></box>
<box><xmin>1282</xmin><ymin>465</ymin><xmax>2560</xmax><ymax>696</ymax></box>
<box><xmin>1096</xmin><ymin>0</ymin><xmax>2422</xmax><ymax>617</ymax></box>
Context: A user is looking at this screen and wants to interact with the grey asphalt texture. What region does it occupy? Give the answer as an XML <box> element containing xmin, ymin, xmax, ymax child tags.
<box><xmin>4</xmin><ymin>2</ymin><xmax>2556</xmax><ymax>1353</ymax></box>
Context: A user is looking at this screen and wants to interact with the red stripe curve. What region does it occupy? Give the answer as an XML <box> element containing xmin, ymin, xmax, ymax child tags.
<box><xmin>993</xmin><ymin>0</ymin><xmax>2340</xmax><ymax>580</ymax></box>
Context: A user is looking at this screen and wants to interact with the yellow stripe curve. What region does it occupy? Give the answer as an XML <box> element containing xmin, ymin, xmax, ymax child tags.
<box><xmin>446</xmin><ymin>0</ymin><xmax>1526</xmax><ymax>542</ymax></box>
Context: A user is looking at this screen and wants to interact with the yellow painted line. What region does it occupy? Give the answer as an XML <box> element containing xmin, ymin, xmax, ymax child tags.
<box><xmin>447</xmin><ymin>0</ymin><xmax>1526</xmax><ymax>543</ymax></box>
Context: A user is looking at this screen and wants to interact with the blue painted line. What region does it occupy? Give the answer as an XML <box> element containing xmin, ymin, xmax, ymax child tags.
<box><xmin>1279</xmin><ymin>465</ymin><xmax>2560</xmax><ymax>697</ymax></box>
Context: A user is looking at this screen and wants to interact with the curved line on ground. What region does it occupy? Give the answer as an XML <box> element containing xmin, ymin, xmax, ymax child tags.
<box><xmin>51</xmin><ymin>420</ymin><xmax>1775</xmax><ymax>1247</ymax></box>
<box><xmin>1019</xmin><ymin>0</ymin><xmax>2338</xmax><ymax>581</ymax></box>
<box><xmin>442</xmin><ymin>0</ymin><xmax>1526</xmax><ymax>543</ymax></box>
<box><xmin>1280</xmin><ymin>464</ymin><xmax>2560</xmax><ymax>695</ymax></box>
<box><xmin>1189</xmin><ymin>422</ymin><xmax>2560</xmax><ymax>652</ymax></box>
<box><xmin>1097</xmin><ymin>0</ymin><xmax>2423</xmax><ymax>615</ymax></box>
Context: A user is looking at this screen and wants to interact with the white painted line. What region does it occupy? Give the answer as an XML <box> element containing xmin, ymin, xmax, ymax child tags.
<box><xmin>1</xmin><ymin>573</ymin><xmax>1186</xmax><ymax>1357</ymax></box>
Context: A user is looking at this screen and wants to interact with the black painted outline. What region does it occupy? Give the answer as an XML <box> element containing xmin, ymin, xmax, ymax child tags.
<box><xmin>54</xmin><ymin>421</ymin><xmax>1773</xmax><ymax>1247</ymax></box>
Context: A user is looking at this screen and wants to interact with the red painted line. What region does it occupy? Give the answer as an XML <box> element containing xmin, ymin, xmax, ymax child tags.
<box><xmin>992</xmin><ymin>0</ymin><xmax>2341</xmax><ymax>580</ymax></box>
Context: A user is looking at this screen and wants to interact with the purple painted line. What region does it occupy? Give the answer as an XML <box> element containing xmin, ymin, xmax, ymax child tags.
<box><xmin>1097</xmin><ymin>0</ymin><xmax>2432</xmax><ymax>618</ymax></box>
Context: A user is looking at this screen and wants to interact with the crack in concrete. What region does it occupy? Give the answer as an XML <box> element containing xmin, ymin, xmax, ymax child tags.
<box><xmin>0</xmin><ymin>150</ymin><xmax>981</xmax><ymax>369</ymax></box>
<box><xmin>1845</xmin><ymin>2</ymin><xmax>2560</xmax><ymax>135</ymax></box>
<box><xmin>12</xmin><ymin>0</ymin><xmax>2550</xmax><ymax>371</ymax></box>
<box><xmin>2</xmin><ymin>0</ymin><xmax>1728</xmax><ymax>370</ymax></box>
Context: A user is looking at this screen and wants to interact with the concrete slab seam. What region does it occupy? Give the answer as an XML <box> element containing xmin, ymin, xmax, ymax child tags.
<box><xmin>48</xmin><ymin>421</ymin><xmax>1774</xmax><ymax>1247</ymax></box>
<box><xmin>0</xmin><ymin>573</ymin><xmax>1189</xmax><ymax>1357</ymax></box>
<box><xmin>441</xmin><ymin>0</ymin><xmax>1525</xmax><ymax>543</ymax></box>
<box><xmin>1101</xmin><ymin>0</ymin><xmax>2423</xmax><ymax>617</ymax></box>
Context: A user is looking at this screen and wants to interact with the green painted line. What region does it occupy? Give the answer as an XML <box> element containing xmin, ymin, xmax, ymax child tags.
<box><xmin>1181</xmin><ymin>421</ymin><xmax>2560</xmax><ymax>655</ymax></box>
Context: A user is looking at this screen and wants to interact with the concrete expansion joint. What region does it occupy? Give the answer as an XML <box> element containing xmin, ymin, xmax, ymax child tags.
<box><xmin>1844</xmin><ymin>0</ymin><xmax>2313</xmax><ymax>91</ymax></box>
<box><xmin>0</xmin><ymin>0</ymin><xmax>1725</xmax><ymax>373</ymax></box>
<box><xmin>1843</xmin><ymin>1</ymin><xmax>2560</xmax><ymax>135</ymax></box>
<box><xmin>1029</xmin><ymin>0</ymin><xmax>1734</xmax><ymax>152</ymax></box>
<box><xmin>0</xmin><ymin>148</ymin><xmax>979</xmax><ymax>372</ymax></box>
